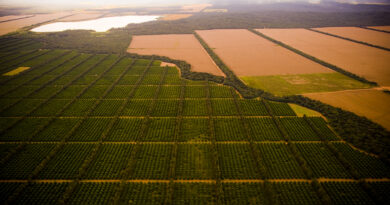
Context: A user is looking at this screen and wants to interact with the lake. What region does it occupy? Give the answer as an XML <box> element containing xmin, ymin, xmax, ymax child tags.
<box><xmin>31</xmin><ymin>15</ymin><xmax>160</xmax><ymax>32</ymax></box>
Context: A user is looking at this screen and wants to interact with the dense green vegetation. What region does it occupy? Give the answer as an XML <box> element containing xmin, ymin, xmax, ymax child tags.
<box><xmin>0</xmin><ymin>33</ymin><xmax>389</xmax><ymax>203</ymax></box>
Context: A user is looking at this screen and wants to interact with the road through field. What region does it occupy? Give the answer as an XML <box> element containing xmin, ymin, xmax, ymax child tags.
<box><xmin>257</xmin><ymin>28</ymin><xmax>390</xmax><ymax>86</ymax></box>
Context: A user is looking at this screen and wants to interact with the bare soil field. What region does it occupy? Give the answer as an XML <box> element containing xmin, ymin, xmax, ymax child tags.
<box><xmin>58</xmin><ymin>12</ymin><xmax>105</xmax><ymax>22</ymax></box>
<box><xmin>257</xmin><ymin>28</ymin><xmax>390</xmax><ymax>86</ymax></box>
<box><xmin>128</xmin><ymin>34</ymin><xmax>224</xmax><ymax>76</ymax></box>
<box><xmin>0</xmin><ymin>12</ymin><xmax>72</xmax><ymax>35</ymax></box>
<box><xmin>313</xmin><ymin>27</ymin><xmax>390</xmax><ymax>49</ymax></box>
<box><xmin>181</xmin><ymin>4</ymin><xmax>212</xmax><ymax>13</ymax></box>
<box><xmin>160</xmin><ymin>14</ymin><xmax>192</xmax><ymax>21</ymax></box>
<box><xmin>196</xmin><ymin>29</ymin><xmax>332</xmax><ymax>76</ymax></box>
<box><xmin>367</xmin><ymin>26</ymin><xmax>390</xmax><ymax>32</ymax></box>
<box><xmin>0</xmin><ymin>15</ymin><xmax>34</xmax><ymax>23</ymax></box>
<box><xmin>304</xmin><ymin>89</ymin><xmax>390</xmax><ymax>130</ymax></box>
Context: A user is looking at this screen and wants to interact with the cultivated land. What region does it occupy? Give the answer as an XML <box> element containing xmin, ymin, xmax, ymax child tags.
<box><xmin>313</xmin><ymin>27</ymin><xmax>390</xmax><ymax>49</ymax></box>
<box><xmin>128</xmin><ymin>34</ymin><xmax>224</xmax><ymax>76</ymax></box>
<box><xmin>304</xmin><ymin>89</ymin><xmax>390</xmax><ymax>130</ymax></box>
<box><xmin>0</xmin><ymin>15</ymin><xmax>34</xmax><ymax>23</ymax></box>
<box><xmin>160</xmin><ymin>14</ymin><xmax>193</xmax><ymax>21</ymax></box>
<box><xmin>257</xmin><ymin>28</ymin><xmax>390</xmax><ymax>86</ymax></box>
<box><xmin>0</xmin><ymin>12</ymin><xmax>72</xmax><ymax>35</ymax></box>
<box><xmin>368</xmin><ymin>26</ymin><xmax>390</xmax><ymax>32</ymax></box>
<box><xmin>1</xmin><ymin>37</ymin><xmax>389</xmax><ymax>204</ymax></box>
<box><xmin>240</xmin><ymin>73</ymin><xmax>372</xmax><ymax>96</ymax></box>
<box><xmin>195</xmin><ymin>29</ymin><xmax>332</xmax><ymax>76</ymax></box>
<box><xmin>58</xmin><ymin>12</ymin><xmax>105</xmax><ymax>22</ymax></box>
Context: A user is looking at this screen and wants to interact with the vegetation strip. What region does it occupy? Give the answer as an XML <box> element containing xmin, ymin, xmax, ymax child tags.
<box><xmin>308</xmin><ymin>28</ymin><xmax>390</xmax><ymax>52</ymax></box>
<box><xmin>361</xmin><ymin>26</ymin><xmax>390</xmax><ymax>34</ymax></box>
<box><xmin>0</xmin><ymin>178</ymin><xmax>388</xmax><ymax>183</ymax></box>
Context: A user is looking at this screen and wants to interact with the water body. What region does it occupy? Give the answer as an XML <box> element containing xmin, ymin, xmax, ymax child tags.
<box><xmin>31</xmin><ymin>15</ymin><xmax>160</xmax><ymax>32</ymax></box>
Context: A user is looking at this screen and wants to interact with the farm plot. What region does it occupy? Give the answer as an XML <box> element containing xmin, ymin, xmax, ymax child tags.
<box><xmin>313</xmin><ymin>27</ymin><xmax>390</xmax><ymax>49</ymax></box>
<box><xmin>196</xmin><ymin>29</ymin><xmax>332</xmax><ymax>76</ymax></box>
<box><xmin>257</xmin><ymin>28</ymin><xmax>390</xmax><ymax>86</ymax></box>
<box><xmin>304</xmin><ymin>89</ymin><xmax>390</xmax><ymax>130</ymax></box>
<box><xmin>368</xmin><ymin>26</ymin><xmax>390</xmax><ymax>32</ymax></box>
<box><xmin>0</xmin><ymin>44</ymin><xmax>389</xmax><ymax>203</ymax></box>
<box><xmin>128</xmin><ymin>34</ymin><xmax>224</xmax><ymax>76</ymax></box>
<box><xmin>0</xmin><ymin>12</ymin><xmax>72</xmax><ymax>35</ymax></box>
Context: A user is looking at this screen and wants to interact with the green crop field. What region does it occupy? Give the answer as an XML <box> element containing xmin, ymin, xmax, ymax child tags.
<box><xmin>240</xmin><ymin>73</ymin><xmax>373</xmax><ymax>96</ymax></box>
<box><xmin>0</xmin><ymin>38</ymin><xmax>389</xmax><ymax>204</ymax></box>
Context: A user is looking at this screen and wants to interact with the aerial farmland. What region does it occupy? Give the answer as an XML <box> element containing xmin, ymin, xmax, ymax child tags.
<box><xmin>0</xmin><ymin>1</ymin><xmax>389</xmax><ymax>204</ymax></box>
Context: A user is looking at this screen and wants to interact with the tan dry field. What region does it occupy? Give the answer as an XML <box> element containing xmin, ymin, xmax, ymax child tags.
<box><xmin>0</xmin><ymin>12</ymin><xmax>72</xmax><ymax>35</ymax></box>
<box><xmin>180</xmin><ymin>4</ymin><xmax>212</xmax><ymax>13</ymax></box>
<box><xmin>0</xmin><ymin>15</ymin><xmax>34</xmax><ymax>22</ymax></box>
<box><xmin>196</xmin><ymin>29</ymin><xmax>332</xmax><ymax>76</ymax></box>
<box><xmin>58</xmin><ymin>12</ymin><xmax>105</xmax><ymax>22</ymax></box>
<box><xmin>304</xmin><ymin>89</ymin><xmax>390</xmax><ymax>130</ymax></box>
<box><xmin>313</xmin><ymin>27</ymin><xmax>390</xmax><ymax>49</ymax></box>
<box><xmin>128</xmin><ymin>34</ymin><xmax>224</xmax><ymax>76</ymax></box>
<box><xmin>160</xmin><ymin>14</ymin><xmax>192</xmax><ymax>21</ymax></box>
<box><xmin>257</xmin><ymin>28</ymin><xmax>390</xmax><ymax>86</ymax></box>
<box><xmin>368</xmin><ymin>26</ymin><xmax>390</xmax><ymax>32</ymax></box>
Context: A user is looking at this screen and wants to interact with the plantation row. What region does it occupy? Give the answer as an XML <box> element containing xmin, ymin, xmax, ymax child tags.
<box><xmin>0</xmin><ymin>181</ymin><xmax>388</xmax><ymax>204</ymax></box>
<box><xmin>0</xmin><ymin>117</ymin><xmax>338</xmax><ymax>142</ymax></box>
<box><xmin>1</xmin><ymin>143</ymin><xmax>389</xmax><ymax>180</ymax></box>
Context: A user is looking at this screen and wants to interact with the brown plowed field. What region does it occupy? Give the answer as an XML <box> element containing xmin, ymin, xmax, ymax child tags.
<box><xmin>195</xmin><ymin>29</ymin><xmax>332</xmax><ymax>76</ymax></box>
<box><xmin>128</xmin><ymin>34</ymin><xmax>224</xmax><ymax>76</ymax></box>
<box><xmin>313</xmin><ymin>27</ymin><xmax>390</xmax><ymax>49</ymax></box>
<box><xmin>0</xmin><ymin>12</ymin><xmax>72</xmax><ymax>35</ymax></box>
<box><xmin>257</xmin><ymin>28</ymin><xmax>390</xmax><ymax>86</ymax></box>
<box><xmin>0</xmin><ymin>15</ymin><xmax>34</xmax><ymax>22</ymax></box>
<box><xmin>304</xmin><ymin>89</ymin><xmax>390</xmax><ymax>130</ymax></box>
<box><xmin>368</xmin><ymin>26</ymin><xmax>390</xmax><ymax>32</ymax></box>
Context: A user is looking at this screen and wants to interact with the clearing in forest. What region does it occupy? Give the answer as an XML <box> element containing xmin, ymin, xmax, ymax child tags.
<box><xmin>3</xmin><ymin>67</ymin><xmax>31</xmax><ymax>76</ymax></box>
<box><xmin>257</xmin><ymin>28</ymin><xmax>390</xmax><ymax>86</ymax></box>
<box><xmin>128</xmin><ymin>34</ymin><xmax>224</xmax><ymax>76</ymax></box>
<box><xmin>304</xmin><ymin>89</ymin><xmax>390</xmax><ymax>130</ymax></box>
<box><xmin>160</xmin><ymin>14</ymin><xmax>193</xmax><ymax>20</ymax></box>
<box><xmin>0</xmin><ymin>12</ymin><xmax>72</xmax><ymax>35</ymax></box>
<box><xmin>195</xmin><ymin>29</ymin><xmax>332</xmax><ymax>76</ymax></box>
<box><xmin>313</xmin><ymin>27</ymin><xmax>390</xmax><ymax>49</ymax></box>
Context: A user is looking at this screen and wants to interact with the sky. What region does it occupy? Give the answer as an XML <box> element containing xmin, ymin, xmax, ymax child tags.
<box><xmin>0</xmin><ymin>0</ymin><xmax>389</xmax><ymax>8</ymax></box>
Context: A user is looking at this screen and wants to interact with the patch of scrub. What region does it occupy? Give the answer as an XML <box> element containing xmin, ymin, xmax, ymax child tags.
<box><xmin>31</xmin><ymin>15</ymin><xmax>160</xmax><ymax>32</ymax></box>
<box><xmin>240</xmin><ymin>73</ymin><xmax>372</xmax><ymax>96</ymax></box>
<box><xmin>289</xmin><ymin>104</ymin><xmax>322</xmax><ymax>117</ymax></box>
<box><xmin>3</xmin><ymin>67</ymin><xmax>30</xmax><ymax>76</ymax></box>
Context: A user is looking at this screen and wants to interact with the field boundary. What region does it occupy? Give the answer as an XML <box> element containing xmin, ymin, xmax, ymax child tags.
<box><xmin>308</xmin><ymin>28</ymin><xmax>390</xmax><ymax>52</ymax></box>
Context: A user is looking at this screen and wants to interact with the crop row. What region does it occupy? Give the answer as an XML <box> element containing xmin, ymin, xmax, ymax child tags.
<box><xmin>2</xmin><ymin>142</ymin><xmax>387</xmax><ymax>180</ymax></box>
<box><xmin>1</xmin><ymin>181</ymin><xmax>388</xmax><ymax>204</ymax></box>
